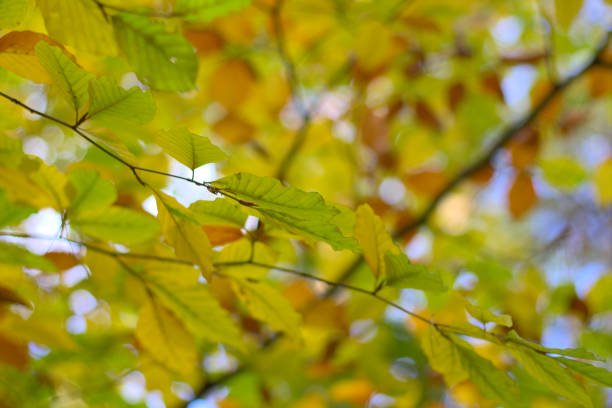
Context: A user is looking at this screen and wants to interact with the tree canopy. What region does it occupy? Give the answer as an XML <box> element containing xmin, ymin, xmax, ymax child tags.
<box><xmin>0</xmin><ymin>0</ymin><xmax>612</xmax><ymax>407</ymax></box>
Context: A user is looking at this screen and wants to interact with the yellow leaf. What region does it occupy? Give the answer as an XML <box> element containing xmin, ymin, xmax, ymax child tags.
<box><xmin>0</xmin><ymin>31</ymin><xmax>71</xmax><ymax>84</ymax></box>
<box><xmin>593</xmin><ymin>158</ymin><xmax>612</xmax><ymax>206</ymax></box>
<box><xmin>554</xmin><ymin>0</ymin><xmax>583</xmax><ymax>28</ymax></box>
<box><xmin>354</xmin><ymin>204</ymin><xmax>400</xmax><ymax>281</ymax></box>
<box><xmin>136</xmin><ymin>297</ymin><xmax>198</xmax><ymax>376</ymax></box>
<box><xmin>231</xmin><ymin>278</ymin><xmax>302</xmax><ymax>340</ymax></box>
<box><xmin>155</xmin><ymin>192</ymin><xmax>214</xmax><ymax>280</ymax></box>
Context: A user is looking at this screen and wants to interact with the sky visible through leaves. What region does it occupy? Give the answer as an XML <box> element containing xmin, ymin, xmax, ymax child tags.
<box><xmin>0</xmin><ymin>0</ymin><xmax>612</xmax><ymax>407</ymax></box>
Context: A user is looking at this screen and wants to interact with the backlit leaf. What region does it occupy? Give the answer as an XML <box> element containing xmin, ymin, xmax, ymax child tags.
<box><xmin>70</xmin><ymin>206</ymin><xmax>160</xmax><ymax>245</ymax></box>
<box><xmin>465</xmin><ymin>301</ymin><xmax>512</xmax><ymax>327</ymax></box>
<box><xmin>144</xmin><ymin>263</ymin><xmax>244</xmax><ymax>352</ymax></box>
<box><xmin>136</xmin><ymin>296</ymin><xmax>198</xmax><ymax>376</ymax></box>
<box><xmin>112</xmin><ymin>13</ymin><xmax>198</xmax><ymax>91</ymax></box>
<box><xmin>0</xmin><ymin>31</ymin><xmax>66</xmax><ymax>84</ymax></box>
<box><xmin>66</xmin><ymin>169</ymin><xmax>117</xmax><ymax>214</ymax></box>
<box><xmin>155</xmin><ymin>192</ymin><xmax>214</xmax><ymax>280</ymax></box>
<box><xmin>211</xmin><ymin>173</ymin><xmax>359</xmax><ymax>251</ymax></box>
<box><xmin>0</xmin><ymin>242</ymin><xmax>56</xmax><ymax>272</ymax></box>
<box><xmin>176</xmin><ymin>0</ymin><xmax>251</xmax><ymax>22</ymax></box>
<box><xmin>421</xmin><ymin>326</ymin><xmax>468</xmax><ymax>387</ymax></box>
<box><xmin>384</xmin><ymin>252</ymin><xmax>446</xmax><ymax>292</ymax></box>
<box><xmin>355</xmin><ymin>204</ymin><xmax>399</xmax><ymax>281</ymax></box>
<box><xmin>0</xmin><ymin>188</ymin><xmax>34</xmax><ymax>228</ymax></box>
<box><xmin>86</xmin><ymin>77</ymin><xmax>156</xmax><ymax>125</ymax></box>
<box><xmin>35</xmin><ymin>42</ymin><xmax>94</xmax><ymax>113</ymax></box>
<box><xmin>231</xmin><ymin>277</ymin><xmax>302</xmax><ymax>340</ymax></box>
<box><xmin>510</xmin><ymin>346</ymin><xmax>593</xmax><ymax>407</ymax></box>
<box><xmin>38</xmin><ymin>0</ymin><xmax>117</xmax><ymax>55</ymax></box>
<box><xmin>157</xmin><ymin>128</ymin><xmax>228</xmax><ymax>170</ymax></box>
<box><xmin>0</xmin><ymin>0</ymin><xmax>28</xmax><ymax>29</ymax></box>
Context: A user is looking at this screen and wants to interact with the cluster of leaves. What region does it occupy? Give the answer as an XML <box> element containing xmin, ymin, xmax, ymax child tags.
<box><xmin>0</xmin><ymin>0</ymin><xmax>612</xmax><ymax>407</ymax></box>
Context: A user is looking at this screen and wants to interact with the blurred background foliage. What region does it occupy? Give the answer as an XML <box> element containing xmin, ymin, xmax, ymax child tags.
<box><xmin>0</xmin><ymin>0</ymin><xmax>611</xmax><ymax>407</ymax></box>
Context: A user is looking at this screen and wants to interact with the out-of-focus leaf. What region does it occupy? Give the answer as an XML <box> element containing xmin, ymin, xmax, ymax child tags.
<box><xmin>0</xmin><ymin>189</ymin><xmax>34</xmax><ymax>228</ymax></box>
<box><xmin>155</xmin><ymin>192</ymin><xmax>214</xmax><ymax>280</ymax></box>
<box><xmin>176</xmin><ymin>0</ymin><xmax>251</xmax><ymax>22</ymax></box>
<box><xmin>384</xmin><ymin>252</ymin><xmax>446</xmax><ymax>292</ymax></box>
<box><xmin>86</xmin><ymin>77</ymin><xmax>156</xmax><ymax>125</ymax></box>
<box><xmin>554</xmin><ymin>0</ymin><xmax>583</xmax><ymax>28</ymax></box>
<box><xmin>355</xmin><ymin>204</ymin><xmax>399</xmax><ymax>281</ymax></box>
<box><xmin>66</xmin><ymin>169</ymin><xmax>117</xmax><ymax>214</ymax></box>
<box><xmin>136</xmin><ymin>296</ymin><xmax>198</xmax><ymax>376</ymax></box>
<box><xmin>35</xmin><ymin>42</ymin><xmax>93</xmax><ymax>112</ymax></box>
<box><xmin>112</xmin><ymin>13</ymin><xmax>198</xmax><ymax>91</ymax></box>
<box><xmin>508</xmin><ymin>171</ymin><xmax>536</xmax><ymax>218</ymax></box>
<box><xmin>0</xmin><ymin>285</ymin><xmax>29</xmax><ymax>307</ymax></box>
<box><xmin>211</xmin><ymin>173</ymin><xmax>359</xmax><ymax>251</ymax></box>
<box><xmin>0</xmin><ymin>242</ymin><xmax>56</xmax><ymax>272</ymax></box>
<box><xmin>593</xmin><ymin>158</ymin><xmax>612</xmax><ymax>206</ymax></box>
<box><xmin>0</xmin><ymin>0</ymin><xmax>28</xmax><ymax>29</ymax></box>
<box><xmin>541</xmin><ymin>157</ymin><xmax>587</xmax><ymax>191</ymax></box>
<box><xmin>70</xmin><ymin>206</ymin><xmax>160</xmax><ymax>245</ymax></box>
<box><xmin>157</xmin><ymin>128</ymin><xmax>227</xmax><ymax>170</ymax></box>
<box><xmin>38</xmin><ymin>0</ymin><xmax>117</xmax><ymax>55</ymax></box>
<box><xmin>209</xmin><ymin>59</ymin><xmax>255</xmax><ymax>108</ymax></box>
<box><xmin>231</xmin><ymin>278</ymin><xmax>302</xmax><ymax>340</ymax></box>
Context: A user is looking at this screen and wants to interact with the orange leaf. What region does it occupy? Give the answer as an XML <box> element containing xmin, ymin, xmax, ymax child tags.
<box><xmin>447</xmin><ymin>82</ymin><xmax>465</xmax><ymax>112</ymax></box>
<box><xmin>469</xmin><ymin>163</ymin><xmax>494</xmax><ymax>185</ymax></box>
<box><xmin>0</xmin><ymin>286</ymin><xmax>29</xmax><ymax>308</ymax></box>
<box><xmin>330</xmin><ymin>378</ymin><xmax>375</xmax><ymax>406</ymax></box>
<box><xmin>587</xmin><ymin>66</ymin><xmax>612</xmax><ymax>98</ymax></box>
<box><xmin>414</xmin><ymin>100</ymin><xmax>441</xmax><ymax>131</ymax></box>
<box><xmin>44</xmin><ymin>251</ymin><xmax>80</xmax><ymax>271</ymax></box>
<box><xmin>508</xmin><ymin>171</ymin><xmax>537</xmax><ymax>218</ymax></box>
<box><xmin>0</xmin><ymin>333</ymin><xmax>28</xmax><ymax>370</ymax></box>
<box><xmin>212</xmin><ymin>114</ymin><xmax>254</xmax><ymax>144</ymax></box>
<box><xmin>210</xmin><ymin>59</ymin><xmax>255</xmax><ymax>109</ymax></box>
<box><xmin>183</xmin><ymin>28</ymin><xmax>224</xmax><ymax>56</ymax></box>
<box><xmin>507</xmin><ymin>126</ymin><xmax>540</xmax><ymax>169</ymax></box>
<box><xmin>481</xmin><ymin>71</ymin><xmax>504</xmax><ymax>101</ymax></box>
<box><xmin>201</xmin><ymin>225</ymin><xmax>243</xmax><ymax>246</ymax></box>
<box><xmin>404</xmin><ymin>170</ymin><xmax>448</xmax><ymax>196</ymax></box>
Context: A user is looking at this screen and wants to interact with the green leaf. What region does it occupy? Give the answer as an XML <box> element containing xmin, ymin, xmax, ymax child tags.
<box><xmin>593</xmin><ymin>159</ymin><xmax>612</xmax><ymax>206</ymax></box>
<box><xmin>66</xmin><ymin>169</ymin><xmax>117</xmax><ymax>214</ymax></box>
<box><xmin>505</xmin><ymin>330</ymin><xmax>601</xmax><ymax>360</ymax></box>
<box><xmin>0</xmin><ymin>189</ymin><xmax>34</xmax><ymax>228</ymax></box>
<box><xmin>541</xmin><ymin>157</ymin><xmax>588</xmax><ymax>191</ymax></box>
<box><xmin>456</xmin><ymin>344</ymin><xmax>521</xmax><ymax>407</ymax></box>
<box><xmin>509</xmin><ymin>346</ymin><xmax>593</xmax><ymax>407</ymax></box>
<box><xmin>35</xmin><ymin>42</ymin><xmax>93</xmax><ymax>113</ymax></box>
<box><xmin>155</xmin><ymin>192</ymin><xmax>214</xmax><ymax>280</ymax></box>
<box><xmin>0</xmin><ymin>0</ymin><xmax>28</xmax><ymax>29</ymax></box>
<box><xmin>86</xmin><ymin>77</ymin><xmax>156</xmax><ymax>125</ymax></box>
<box><xmin>355</xmin><ymin>204</ymin><xmax>399</xmax><ymax>280</ymax></box>
<box><xmin>384</xmin><ymin>252</ymin><xmax>446</xmax><ymax>292</ymax></box>
<box><xmin>157</xmin><ymin>128</ymin><xmax>227</xmax><ymax>171</ymax></box>
<box><xmin>0</xmin><ymin>242</ymin><xmax>56</xmax><ymax>272</ymax></box>
<box><xmin>465</xmin><ymin>301</ymin><xmax>513</xmax><ymax>327</ymax></box>
<box><xmin>556</xmin><ymin>357</ymin><xmax>612</xmax><ymax>388</ymax></box>
<box><xmin>211</xmin><ymin>173</ymin><xmax>359</xmax><ymax>251</ymax></box>
<box><xmin>421</xmin><ymin>325</ymin><xmax>467</xmax><ymax>387</ymax></box>
<box><xmin>136</xmin><ymin>296</ymin><xmax>198</xmax><ymax>376</ymax></box>
<box><xmin>176</xmin><ymin>0</ymin><xmax>251</xmax><ymax>21</ymax></box>
<box><xmin>70</xmin><ymin>206</ymin><xmax>160</xmax><ymax>245</ymax></box>
<box><xmin>38</xmin><ymin>0</ymin><xmax>117</xmax><ymax>55</ymax></box>
<box><xmin>189</xmin><ymin>198</ymin><xmax>247</xmax><ymax>227</ymax></box>
<box><xmin>144</xmin><ymin>263</ymin><xmax>244</xmax><ymax>352</ymax></box>
<box><xmin>112</xmin><ymin>13</ymin><xmax>198</xmax><ymax>91</ymax></box>
<box><xmin>0</xmin><ymin>133</ymin><xmax>23</xmax><ymax>169</ymax></box>
<box><xmin>231</xmin><ymin>278</ymin><xmax>302</xmax><ymax>340</ymax></box>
